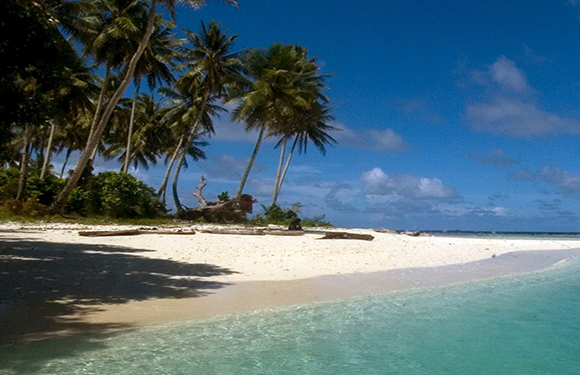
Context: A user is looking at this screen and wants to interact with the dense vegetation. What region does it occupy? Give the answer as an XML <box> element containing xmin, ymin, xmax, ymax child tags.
<box><xmin>0</xmin><ymin>0</ymin><xmax>338</xmax><ymax>225</ymax></box>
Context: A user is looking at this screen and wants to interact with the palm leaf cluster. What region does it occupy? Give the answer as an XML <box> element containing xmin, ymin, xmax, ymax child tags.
<box><xmin>1</xmin><ymin>0</ymin><xmax>339</xmax><ymax>217</ymax></box>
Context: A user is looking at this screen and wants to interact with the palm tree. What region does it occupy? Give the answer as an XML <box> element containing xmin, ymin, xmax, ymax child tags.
<box><xmin>50</xmin><ymin>0</ymin><xmax>239</xmax><ymax>214</ymax></box>
<box><xmin>41</xmin><ymin>56</ymin><xmax>98</xmax><ymax>179</ymax></box>
<box><xmin>231</xmin><ymin>43</ymin><xmax>326</xmax><ymax>200</ymax></box>
<box><xmin>80</xmin><ymin>0</ymin><xmax>148</xmax><ymax>142</ymax></box>
<box><xmin>122</xmin><ymin>15</ymin><xmax>180</xmax><ymax>173</ymax></box>
<box><xmin>104</xmin><ymin>94</ymin><xmax>169</xmax><ymax>170</ymax></box>
<box><xmin>270</xmin><ymin>102</ymin><xmax>338</xmax><ymax>206</ymax></box>
<box><xmin>161</xmin><ymin>20</ymin><xmax>241</xmax><ymax>211</ymax></box>
<box><xmin>158</xmin><ymin>78</ymin><xmax>224</xmax><ymax>208</ymax></box>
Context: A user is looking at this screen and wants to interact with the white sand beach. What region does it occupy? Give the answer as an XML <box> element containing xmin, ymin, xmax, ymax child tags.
<box><xmin>2</xmin><ymin>222</ymin><xmax>580</xmax><ymax>343</ymax></box>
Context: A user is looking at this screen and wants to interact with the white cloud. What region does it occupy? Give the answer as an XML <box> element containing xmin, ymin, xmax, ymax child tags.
<box><xmin>539</xmin><ymin>165</ymin><xmax>580</xmax><ymax>196</ymax></box>
<box><xmin>466</xmin><ymin>97</ymin><xmax>580</xmax><ymax>137</ymax></box>
<box><xmin>324</xmin><ymin>185</ymin><xmax>358</xmax><ymax>213</ymax></box>
<box><xmin>466</xmin><ymin>56</ymin><xmax>580</xmax><ymax>137</ymax></box>
<box><xmin>470</xmin><ymin>148</ymin><xmax>518</xmax><ymax>169</ymax></box>
<box><xmin>512</xmin><ymin>165</ymin><xmax>580</xmax><ymax>197</ymax></box>
<box><xmin>489</xmin><ymin>56</ymin><xmax>530</xmax><ymax>92</ymax></box>
<box><xmin>337</xmin><ymin>126</ymin><xmax>409</xmax><ymax>153</ymax></box>
<box><xmin>360</xmin><ymin>167</ymin><xmax>459</xmax><ymax>199</ymax></box>
<box><xmin>200</xmin><ymin>154</ymin><xmax>251</xmax><ymax>180</ymax></box>
<box><xmin>211</xmin><ymin>119</ymin><xmax>264</xmax><ymax>143</ymax></box>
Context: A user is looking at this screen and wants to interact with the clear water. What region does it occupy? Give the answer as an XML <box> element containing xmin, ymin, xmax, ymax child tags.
<box><xmin>2</xmin><ymin>259</ymin><xmax>580</xmax><ymax>375</ymax></box>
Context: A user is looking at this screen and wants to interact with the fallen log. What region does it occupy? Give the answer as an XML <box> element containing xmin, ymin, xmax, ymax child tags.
<box><xmin>78</xmin><ymin>230</ymin><xmax>196</xmax><ymax>237</ymax></box>
<box><xmin>318</xmin><ymin>232</ymin><xmax>374</xmax><ymax>241</ymax></box>
<box><xmin>79</xmin><ymin>230</ymin><xmax>142</xmax><ymax>237</ymax></box>
<box><xmin>265</xmin><ymin>230</ymin><xmax>305</xmax><ymax>236</ymax></box>
<box><xmin>200</xmin><ymin>229</ymin><xmax>265</xmax><ymax>236</ymax></box>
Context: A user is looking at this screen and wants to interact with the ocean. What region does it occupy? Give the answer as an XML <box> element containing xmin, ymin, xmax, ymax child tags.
<box><xmin>1</xmin><ymin>249</ymin><xmax>580</xmax><ymax>374</ymax></box>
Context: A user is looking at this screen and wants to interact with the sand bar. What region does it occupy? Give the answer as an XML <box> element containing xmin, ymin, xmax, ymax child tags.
<box><xmin>2</xmin><ymin>223</ymin><xmax>580</xmax><ymax>345</ymax></box>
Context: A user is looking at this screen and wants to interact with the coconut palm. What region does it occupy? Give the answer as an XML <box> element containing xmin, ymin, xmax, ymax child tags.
<box><xmin>40</xmin><ymin>57</ymin><xmax>99</xmax><ymax>179</ymax></box>
<box><xmin>50</xmin><ymin>0</ymin><xmax>239</xmax><ymax>213</ymax></box>
<box><xmin>231</xmin><ymin>43</ymin><xmax>326</xmax><ymax>200</ymax></box>
<box><xmin>158</xmin><ymin>78</ymin><xmax>224</xmax><ymax>208</ymax></box>
<box><xmin>270</xmin><ymin>102</ymin><xmax>338</xmax><ymax>206</ymax></box>
<box><xmin>160</xmin><ymin>20</ymin><xmax>241</xmax><ymax>211</ymax></box>
<box><xmin>104</xmin><ymin>94</ymin><xmax>170</xmax><ymax>170</ymax></box>
<box><xmin>122</xmin><ymin>15</ymin><xmax>180</xmax><ymax>173</ymax></box>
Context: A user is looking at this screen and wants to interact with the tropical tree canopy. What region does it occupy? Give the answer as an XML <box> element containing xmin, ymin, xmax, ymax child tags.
<box><xmin>1</xmin><ymin>0</ymin><xmax>342</xmax><ymax>222</ymax></box>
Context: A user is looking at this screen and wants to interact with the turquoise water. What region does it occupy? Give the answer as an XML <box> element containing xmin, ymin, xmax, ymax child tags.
<box><xmin>2</xmin><ymin>259</ymin><xmax>580</xmax><ymax>374</ymax></box>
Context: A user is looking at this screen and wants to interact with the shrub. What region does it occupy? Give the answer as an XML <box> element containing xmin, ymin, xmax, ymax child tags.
<box><xmin>0</xmin><ymin>167</ymin><xmax>64</xmax><ymax>205</ymax></box>
<box><xmin>85</xmin><ymin>172</ymin><xmax>165</xmax><ymax>218</ymax></box>
<box><xmin>217</xmin><ymin>191</ymin><xmax>230</xmax><ymax>201</ymax></box>
<box><xmin>0</xmin><ymin>198</ymin><xmax>48</xmax><ymax>217</ymax></box>
<box><xmin>253</xmin><ymin>204</ymin><xmax>300</xmax><ymax>225</ymax></box>
<box><xmin>0</xmin><ymin>198</ymin><xmax>23</xmax><ymax>215</ymax></box>
<box><xmin>0</xmin><ymin>167</ymin><xmax>20</xmax><ymax>201</ymax></box>
<box><xmin>64</xmin><ymin>186</ymin><xmax>91</xmax><ymax>216</ymax></box>
<box><xmin>26</xmin><ymin>173</ymin><xmax>64</xmax><ymax>205</ymax></box>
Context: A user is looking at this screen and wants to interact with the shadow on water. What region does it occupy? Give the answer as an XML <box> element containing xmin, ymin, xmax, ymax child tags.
<box><xmin>0</xmin><ymin>231</ymin><xmax>236</xmax><ymax>373</ymax></box>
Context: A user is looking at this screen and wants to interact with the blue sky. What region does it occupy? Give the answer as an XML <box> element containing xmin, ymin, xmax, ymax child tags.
<box><xmin>60</xmin><ymin>0</ymin><xmax>580</xmax><ymax>231</ymax></box>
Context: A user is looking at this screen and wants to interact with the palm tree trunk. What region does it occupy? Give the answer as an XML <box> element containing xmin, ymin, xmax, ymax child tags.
<box><xmin>16</xmin><ymin>126</ymin><xmax>33</xmax><ymax>201</ymax></box>
<box><xmin>40</xmin><ymin>121</ymin><xmax>56</xmax><ymax>180</ymax></box>
<box><xmin>272</xmin><ymin>136</ymin><xmax>298</xmax><ymax>206</ymax></box>
<box><xmin>235</xmin><ymin>124</ymin><xmax>266</xmax><ymax>200</ymax></box>
<box><xmin>157</xmin><ymin>133</ymin><xmax>184</xmax><ymax>202</ymax></box>
<box><xmin>50</xmin><ymin>0</ymin><xmax>159</xmax><ymax>214</ymax></box>
<box><xmin>123</xmin><ymin>80</ymin><xmax>141</xmax><ymax>173</ymax></box>
<box><xmin>171</xmin><ymin>94</ymin><xmax>209</xmax><ymax>212</ymax></box>
<box><xmin>270</xmin><ymin>137</ymin><xmax>287</xmax><ymax>207</ymax></box>
<box><xmin>60</xmin><ymin>149</ymin><xmax>72</xmax><ymax>178</ymax></box>
<box><xmin>88</xmin><ymin>66</ymin><xmax>110</xmax><ymax>142</ymax></box>
<box><xmin>171</xmin><ymin>153</ymin><xmax>185</xmax><ymax>212</ymax></box>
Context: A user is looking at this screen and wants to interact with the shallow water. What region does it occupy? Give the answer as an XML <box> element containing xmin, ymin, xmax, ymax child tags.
<box><xmin>2</xmin><ymin>258</ymin><xmax>580</xmax><ymax>375</ymax></box>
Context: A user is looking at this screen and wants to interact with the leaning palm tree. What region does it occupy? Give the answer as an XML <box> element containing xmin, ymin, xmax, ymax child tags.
<box><xmin>41</xmin><ymin>56</ymin><xmax>98</xmax><ymax>179</ymax></box>
<box><xmin>104</xmin><ymin>94</ymin><xmax>169</xmax><ymax>170</ymax></box>
<box><xmin>158</xmin><ymin>78</ymin><xmax>224</xmax><ymax>208</ymax></box>
<box><xmin>161</xmin><ymin>20</ymin><xmax>241</xmax><ymax>211</ymax></box>
<box><xmin>80</xmin><ymin>0</ymin><xmax>148</xmax><ymax>141</ymax></box>
<box><xmin>122</xmin><ymin>15</ymin><xmax>180</xmax><ymax>173</ymax></box>
<box><xmin>231</xmin><ymin>43</ymin><xmax>326</xmax><ymax>200</ymax></box>
<box><xmin>270</xmin><ymin>102</ymin><xmax>339</xmax><ymax>206</ymax></box>
<box><xmin>50</xmin><ymin>0</ymin><xmax>239</xmax><ymax>214</ymax></box>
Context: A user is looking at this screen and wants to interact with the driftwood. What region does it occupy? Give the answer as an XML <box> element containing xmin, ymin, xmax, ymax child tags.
<box><xmin>200</xmin><ymin>229</ymin><xmax>265</xmax><ymax>236</ymax></box>
<box><xmin>200</xmin><ymin>229</ymin><xmax>305</xmax><ymax>236</ymax></box>
<box><xmin>374</xmin><ymin>229</ymin><xmax>401</xmax><ymax>234</ymax></box>
<box><xmin>318</xmin><ymin>232</ymin><xmax>374</xmax><ymax>241</ymax></box>
<box><xmin>79</xmin><ymin>230</ymin><xmax>196</xmax><ymax>237</ymax></box>
<box><xmin>192</xmin><ymin>175</ymin><xmax>208</xmax><ymax>207</ymax></box>
<box><xmin>265</xmin><ymin>230</ymin><xmax>305</xmax><ymax>236</ymax></box>
<box><xmin>178</xmin><ymin>176</ymin><xmax>256</xmax><ymax>222</ymax></box>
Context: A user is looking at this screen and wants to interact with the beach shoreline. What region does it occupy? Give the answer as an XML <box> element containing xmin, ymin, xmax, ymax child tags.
<box><xmin>2</xmin><ymin>222</ymin><xmax>580</xmax><ymax>345</ymax></box>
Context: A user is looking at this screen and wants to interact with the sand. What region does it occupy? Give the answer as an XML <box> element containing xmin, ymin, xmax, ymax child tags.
<box><xmin>2</xmin><ymin>222</ymin><xmax>580</xmax><ymax>344</ymax></box>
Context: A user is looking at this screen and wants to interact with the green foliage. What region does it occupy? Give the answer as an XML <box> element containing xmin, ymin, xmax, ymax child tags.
<box><xmin>253</xmin><ymin>204</ymin><xmax>299</xmax><ymax>225</ymax></box>
<box><xmin>250</xmin><ymin>203</ymin><xmax>333</xmax><ymax>227</ymax></box>
<box><xmin>64</xmin><ymin>172</ymin><xmax>166</xmax><ymax>218</ymax></box>
<box><xmin>0</xmin><ymin>167</ymin><xmax>20</xmax><ymax>201</ymax></box>
<box><xmin>0</xmin><ymin>0</ymin><xmax>80</xmax><ymax>162</ymax></box>
<box><xmin>0</xmin><ymin>167</ymin><xmax>63</xmax><ymax>205</ymax></box>
<box><xmin>0</xmin><ymin>167</ymin><xmax>166</xmax><ymax>219</ymax></box>
<box><xmin>300</xmin><ymin>215</ymin><xmax>333</xmax><ymax>228</ymax></box>
<box><xmin>0</xmin><ymin>198</ymin><xmax>48</xmax><ymax>217</ymax></box>
<box><xmin>64</xmin><ymin>186</ymin><xmax>91</xmax><ymax>216</ymax></box>
<box><xmin>26</xmin><ymin>174</ymin><xmax>65</xmax><ymax>205</ymax></box>
<box><xmin>217</xmin><ymin>191</ymin><xmax>230</xmax><ymax>201</ymax></box>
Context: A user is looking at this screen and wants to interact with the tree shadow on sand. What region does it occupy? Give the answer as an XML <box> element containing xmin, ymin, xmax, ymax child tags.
<box><xmin>0</xmin><ymin>231</ymin><xmax>236</xmax><ymax>372</ymax></box>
